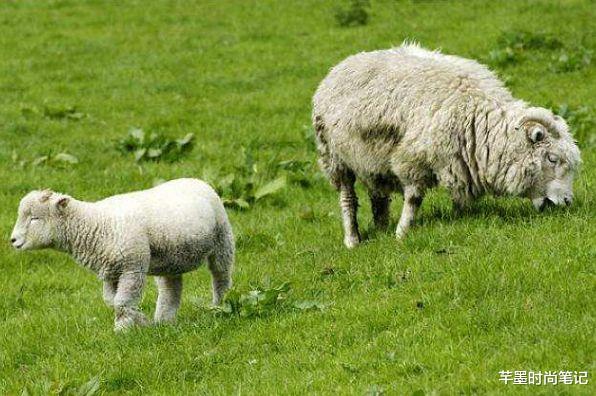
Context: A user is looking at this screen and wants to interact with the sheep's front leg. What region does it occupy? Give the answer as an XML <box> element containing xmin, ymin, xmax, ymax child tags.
<box><xmin>154</xmin><ymin>275</ymin><xmax>183</xmax><ymax>324</ymax></box>
<box><xmin>113</xmin><ymin>272</ymin><xmax>149</xmax><ymax>331</ymax></box>
<box><xmin>102</xmin><ymin>279</ymin><xmax>118</xmax><ymax>308</ymax></box>
<box><xmin>339</xmin><ymin>171</ymin><xmax>361</xmax><ymax>248</ymax></box>
<box><xmin>396</xmin><ymin>185</ymin><xmax>423</xmax><ymax>239</ymax></box>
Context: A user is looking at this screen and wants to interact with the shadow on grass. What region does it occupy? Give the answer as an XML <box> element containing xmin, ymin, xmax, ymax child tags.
<box><xmin>360</xmin><ymin>194</ymin><xmax>584</xmax><ymax>242</ymax></box>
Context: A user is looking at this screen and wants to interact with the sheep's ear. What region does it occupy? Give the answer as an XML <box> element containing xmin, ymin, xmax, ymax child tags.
<box><xmin>527</xmin><ymin>124</ymin><xmax>546</xmax><ymax>143</ymax></box>
<box><xmin>516</xmin><ymin>107</ymin><xmax>560</xmax><ymax>139</ymax></box>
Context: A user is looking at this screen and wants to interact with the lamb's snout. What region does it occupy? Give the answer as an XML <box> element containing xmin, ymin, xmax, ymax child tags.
<box><xmin>10</xmin><ymin>234</ymin><xmax>24</xmax><ymax>249</ymax></box>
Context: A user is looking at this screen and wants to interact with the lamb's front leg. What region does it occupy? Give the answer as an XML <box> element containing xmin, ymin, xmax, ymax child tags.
<box><xmin>113</xmin><ymin>272</ymin><xmax>150</xmax><ymax>331</ymax></box>
<box><xmin>396</xmin><ymin>185</ymin><xmax>424</xmax><ymax>239</ymax></box>
<box><xmin>102</xmin><ymin>279</ymin><xmax>118</xmax><ymax>308</ymax></box>
<box><xmin>154</xmin><ymin>275</ymin><xmax>182</xmax><ymax>324</ymax></box>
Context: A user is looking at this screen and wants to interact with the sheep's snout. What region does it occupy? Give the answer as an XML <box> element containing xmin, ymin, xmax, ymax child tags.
<box><xmin>534</xmin><ymin>197</ymin><xmax>554</xmax><ymax>212</ymax></box>
<box><xmin>533</xmin><ymin>195</ymin><xmax>571</xmax><ymax>212</ymax></box>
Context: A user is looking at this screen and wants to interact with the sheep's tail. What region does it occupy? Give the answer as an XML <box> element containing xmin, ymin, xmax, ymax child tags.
<box><xmin>208</xmin><ymin>214</ymin><xmax>235</xmax><ymax>305</ymax></box>
<box><xmin>313</xmin><ymin>114</ymin><xmax>342</xmax><ymax>190</ymax></box>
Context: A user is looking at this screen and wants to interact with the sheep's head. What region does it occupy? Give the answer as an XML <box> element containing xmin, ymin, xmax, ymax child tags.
<box><xmin>10</xmin><ymin>190</ymin><xmax>71</xmax><ymax>250</ymax></box>
<box><xmin>516</xmin><ymin>107</ymin><xmax>581</xmax><ymax>211</ymax></box>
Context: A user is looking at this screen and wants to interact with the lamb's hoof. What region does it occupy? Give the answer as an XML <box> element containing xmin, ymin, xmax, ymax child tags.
<box><xmin>343</xmin><ymin>235</ymin><xmax>360</xmax><ymax>249</ymax></box>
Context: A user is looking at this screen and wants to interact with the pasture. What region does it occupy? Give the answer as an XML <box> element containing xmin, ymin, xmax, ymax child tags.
<box><xmin>0</xmin><ymin>0</ymin><xmax>594</xmax><ymax>394</ymax></box>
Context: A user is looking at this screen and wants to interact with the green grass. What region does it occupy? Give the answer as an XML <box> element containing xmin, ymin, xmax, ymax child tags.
<box><xmin>1</xmin><ymin>0</ymin><xmax>594</xmax><ymax>394</ymax></box>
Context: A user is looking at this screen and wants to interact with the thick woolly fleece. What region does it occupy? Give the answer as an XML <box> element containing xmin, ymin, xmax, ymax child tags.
<box><xmin>313</xmin><ymin>43</ymin><xmax>580</xmax><ymax>247</ymax></box>
<box><xmin>11</xmin><ymin>178</ymin><xmax>234</xmax><ymax>331</ymax></box>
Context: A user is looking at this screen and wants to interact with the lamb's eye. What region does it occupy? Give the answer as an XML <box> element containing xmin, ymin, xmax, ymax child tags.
<box><xmin>30</xmin><ymin>217</ymin><xmax>40</xmax><ymax>222</ymax></box>
<box><xmin>547</xmin><ymin>154</ymin><xmax>559</xmax><ymax>164</ymax></box>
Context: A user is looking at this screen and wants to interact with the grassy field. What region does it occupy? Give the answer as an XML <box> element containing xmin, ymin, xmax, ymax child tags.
<box><xmin>1</xmin><ymin>0</ymin><xmax>594</xmax><ymax>394</ymax></box>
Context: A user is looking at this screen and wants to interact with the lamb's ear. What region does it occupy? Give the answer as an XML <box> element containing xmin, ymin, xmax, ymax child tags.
<box><xmin>53</xmin><ymin>195</ymin><xmax>70</xmax><ymax>213</ymax></box>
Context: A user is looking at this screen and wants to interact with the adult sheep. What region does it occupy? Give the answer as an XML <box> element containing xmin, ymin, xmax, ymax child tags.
<box><xmin>10</xmin><ymin>178</ymin><xmax>234</xmax><ymax>331</ymax></box>
<box><xmin>313</xmin><ymin>43</ymin><xmax>581</xmax><ymax>248</ymax></box>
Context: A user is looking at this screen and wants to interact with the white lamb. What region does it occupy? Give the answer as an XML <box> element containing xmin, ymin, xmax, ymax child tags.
<box><xmin>10</xmin><ymin>178</ymin><xmax>234</xmax><ymax>331</ymax></box>
<box><xmin>313</xmin><ymin>43</ymin><xmax>581</xmax><ymax>248</ymax></box>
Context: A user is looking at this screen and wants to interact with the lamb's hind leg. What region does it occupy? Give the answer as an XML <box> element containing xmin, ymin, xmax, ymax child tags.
<box><xmin>154</xmin><ymin>275</ymin><xmax>183</xmax><ymax>324</ymax></box>
<box><xmin>102</xmin><ymin>279</ymin><xmax>118</xmax><ymax>308</ymax></box>
<box><xmin>396</xmin><ymin>185</ymin><xmax>424</xmax><ymax>239</ymax></box>
<box><xmin>208</xmin><ymin>229</ymin><xmax>235</xmax><ymax>305</ymax></box>
<box><xmin>339</xmin><ymin>170</ymin><xmax>361</xmax><ymax>249</ymax></box>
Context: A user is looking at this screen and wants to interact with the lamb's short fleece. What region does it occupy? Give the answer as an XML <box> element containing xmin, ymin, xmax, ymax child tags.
<box><xmin>10</xmin><ymin>178</ymin><xmax>234</xmax><ymax>331</ymax></box>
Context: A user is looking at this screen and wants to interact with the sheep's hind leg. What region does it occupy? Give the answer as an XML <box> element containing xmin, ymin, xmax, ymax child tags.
<box><xmin>113</xmin><ymin>272</ymin><xmax>150</xmax><ymax>331</ymax></box>
<box><xmin>369</xmin><ymin>189</ymin><xmax>391</xmax><ymax>230</ymax></box>
<box><xmin>154</xmin><ymin>275</ymin><xmax>183</xmax><ymax>324</ymax></box>
<box><xmin>339</xmin><ymin>170</ymin><xmax>361</xmax><ymax>249</ymax></box>
<box><xmin>396</xmin><ymin>185</ymin><xmax>424</xmax><ymax>239</ymax></box>
<box><xmin>102</xmin><ymin>279</ymin><xmax>118</xmax><ymax>308</ymax></box>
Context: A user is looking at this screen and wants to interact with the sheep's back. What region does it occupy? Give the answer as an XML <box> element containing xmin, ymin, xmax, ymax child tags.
<box><xmin>313</xmin><ymin>44</ymin><xmax>515</xmax><ymax>176</ymax></box>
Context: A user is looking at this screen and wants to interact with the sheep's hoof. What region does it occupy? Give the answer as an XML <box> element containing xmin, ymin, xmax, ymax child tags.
<box><xmin>153</xmin><ymin>313</ymin><xmax>177</xmax><ymax>325</ymax></box>
<box><xmin>114</xmin><ymin>308</ymin><xmax>150</xmax><ymax>332</ymax></box>
<box><xmin>343</xmin><ymin>235</ymin><xmax>360</xmax><ymax>249</ymax></box>
<box><xmin>395</xmin><ymin>227</ymin><xmax>408</xmax><ymax>240</ymax></box>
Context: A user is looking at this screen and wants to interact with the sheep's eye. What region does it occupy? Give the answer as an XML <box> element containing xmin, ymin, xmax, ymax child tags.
<box><xmin>30</xmin><ymin>217</ymin><xmax>40</xmax><ymax>222</ymax></box>
<box><xmin>547</xmin><ymin>154</ymin><xmax>559</xmax><ymax>164</ymax></box>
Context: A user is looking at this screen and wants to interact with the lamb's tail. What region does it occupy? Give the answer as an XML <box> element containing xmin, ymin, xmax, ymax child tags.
<box><xmin>208</xmin><ymin>215</ymin><xmax>235</xmax><ymax>305</ymax></box>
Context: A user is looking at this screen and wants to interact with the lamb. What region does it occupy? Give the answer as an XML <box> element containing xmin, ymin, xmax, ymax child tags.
<box><xmin>312</xmin><ymin>43</ymin><xmax>581</xmax><ymax>248</ymax></box>
<box><xmin>10</xmin><ymin>178</ymin><xmax>234</xmax><ymax>331</ymax></box>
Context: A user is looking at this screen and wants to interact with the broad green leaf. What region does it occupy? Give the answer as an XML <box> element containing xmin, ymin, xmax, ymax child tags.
<box><xmin>147</xmin><ymin>148</ymin><xmax>162</xmax><ymax>158</ymax></box>
<box><xmin>234</xmin><ymin>198</ymin><xmax>250</xmax><ymax>209</ymax></box>
<box><xmin>67</xmin><ymin>111</ymin><xmax>85</xmax><ymax>120</ymax></box>
<box><xmin>274</xmin><ymin>282</ymin><xmax>291</xmax><ymax>293</ymax></box>
<box><xmin>20</xmin><ymin>105</ymin><xmax>39</xmax><ymax>117</ymax></box>
<box><xmin>293</xmin><ymin>300</ymin><xmax>327</xmax><ymax>311</ymax></box>
<box><xmin>129</xmin><ymin>128</ymin><xmax>145</xmax><ymax>142</ymax></box>
<box><xmin>176</xmin><ymin>133</ymin><xmax>194</xmax><ymax>146</ymax></box>
<box><xmin>53</xmin><ymin>153</ymin><xmax>79</xmax><ymax>164</ymax></box>
<box><xmin>254</xmin><ymin>176</ymin><xmax>287</xmax><ymax>201</ymax></box>
<box><xmin>74</xmin><ymin>376</ymin><xmax>100</xmax><ymax>396</ymax></box>
<box><xmin>219</xmin><ymin>174</ymin><xmax>236</xmax><ymax>189</ymax></box>
<box><xmin>134</xmin><ymin>148</ymin><xmax>147</xmax><ymax>161</ymax></box>
<box><xmin>32</xmin><ymin>155</ymin><xmax>49</xmax><ymax>166</ymax></box>
<box><xmin>298</xmin><ymin>205</ymin><xmax>315</xmax><ymax>221</ymax></box>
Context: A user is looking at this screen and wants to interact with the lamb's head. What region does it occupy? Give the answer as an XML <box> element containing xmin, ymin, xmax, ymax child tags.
<box><xmin>10</xmin><ymin>190</ymin><xmax>71</xmax><ymax>250</ymax></box>
<box><xmin>515</xmin><ymin>107</ymin><xmax>581</xmax><ymax>211</ymax></box>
